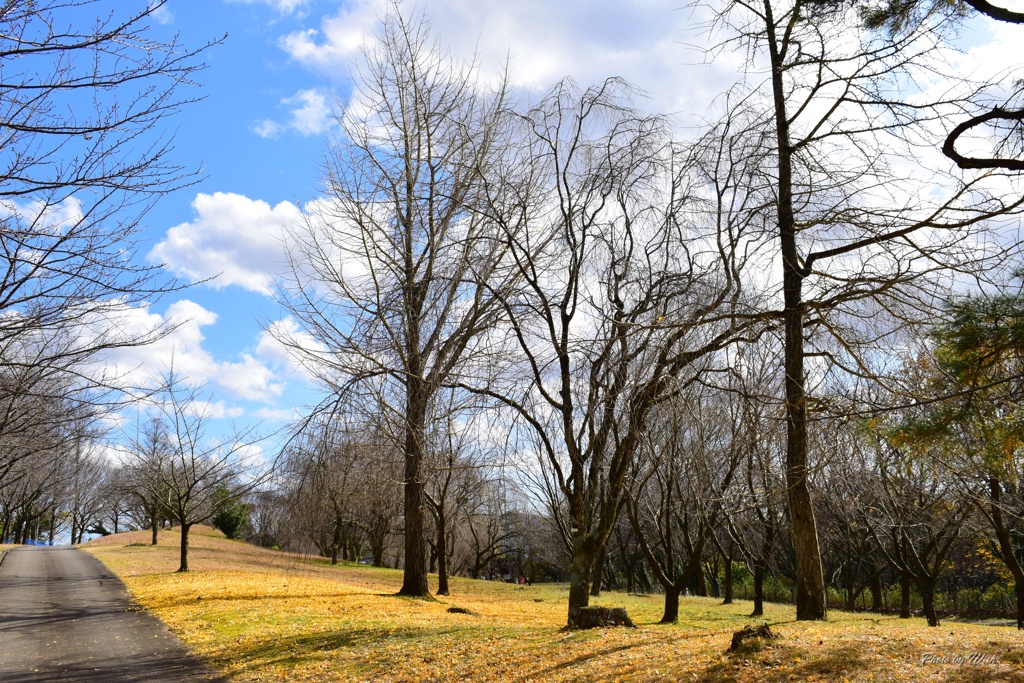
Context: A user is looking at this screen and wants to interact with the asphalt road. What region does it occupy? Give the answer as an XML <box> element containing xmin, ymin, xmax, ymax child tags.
<box><xmin>0</xmin><ymin>546</ymin><xmax>224</xmax><ymax>682</ymax></box>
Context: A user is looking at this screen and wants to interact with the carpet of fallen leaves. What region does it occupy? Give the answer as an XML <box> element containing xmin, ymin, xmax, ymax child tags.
<box><xmin>83</xmin><ymin>527</ymin><xmax>1023</xmax><ymax>683</ymax></box>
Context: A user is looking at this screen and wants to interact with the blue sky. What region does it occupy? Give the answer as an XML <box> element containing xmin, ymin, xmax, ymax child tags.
<box><xmin>114</xmin><ymin>0</ymin><xmax>1018</xmax><ymax>456</ymax></box>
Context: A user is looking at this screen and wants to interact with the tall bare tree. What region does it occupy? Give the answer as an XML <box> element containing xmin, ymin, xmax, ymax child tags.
<box><xmin>275</xmin><ymin>8</ymin><xmax>512</xmax><ymax>597</ymax></box>
<box><xmin>475</xmin><ymin>77</ymin><xmax>768</xmax><ymax>625</ymax></box>
<box><xmin>707</xmin><ymin>0</ymin><xmax>1024</xmax><ymax>620</ymax></box>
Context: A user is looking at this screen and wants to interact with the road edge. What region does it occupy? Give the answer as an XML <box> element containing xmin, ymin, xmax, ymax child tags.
<box><xmin>79</xmin><ymin>545</ymin><xmax>229</xmax><ymax>681</ymax></box>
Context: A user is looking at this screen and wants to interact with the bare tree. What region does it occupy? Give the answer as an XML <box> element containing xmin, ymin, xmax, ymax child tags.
<box><xmin>476</xmin><ymin>76</ymin><xmax>769</xmax><ymax>625</ymax></box>
<box><xmin>275</xmin><ymin>6</ymin><xmax>512</xmax><ymax>598</ymax></box>
<box><xmin>858</xmin><ymin>0</ymin><xmax>1024</xmax><ymax>171</ymax></box>
<box><xmin>817</xmin><ymin>420</ymin><xmax>886</xmax><ymax>612</ymax></box>
<box><xmin>62</xmin><ymin>433</ymin><xmax>110</xmax><ymax>544</ymax></box>
<box><xmin>716</xmin><ymin>342</ymin><xmax>788</xmax><ymax>617</ymax></box>
<box><xmin>0</xmin><ymin>367</ymin><xmax>108</xmax><ymax>545</ymax></box>
<box><xmin>138</xmin><ymin>375</ymin><xmax>267</xmax><ymax>572</ymax></box>
<box><xmin>0</xmin><ymin>1</ymin><xmax>218</xmax><ymax>498</ymax></box>
<box><xmin>624</xmin><ymin>385</ymin><xmax>745</xmax><ymax>622</ymax></box>
<box><xmin>423</xmin><ymin>396</ymin><xmax>494</xmax><ymax>595</ymax></box>
<box><xmin>0</xmin><ymin>0</ymin><xmax>215</xmax><ymax>360</ymax></box>
<box><xmin>866</xmin><ymin>438</ymin><xmax>967</xmax><ymax>626</ymax></box>
<box><xmin>121</xmin><ymin>415</ymin><xmax>174</xmax><ymax>546</ymax></box>
<box><xmin>706</xmin><ymin>0</ymin><xmax>1024</xmax><ymax>620</ymax></box>
<box><xmin>458</xmin><ymin>478</ymin><xmax>521</xmax><ymax>581</ymax></box>
<box><xmin>284</xmin><ymin>416</ymin><xmax>365</xmax><ymax>564</ymax></box>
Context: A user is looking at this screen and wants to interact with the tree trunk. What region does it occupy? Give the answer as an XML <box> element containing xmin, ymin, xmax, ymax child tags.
<box><xmin>696</xmin><ymin>565</ymin><xmax>708</xmax><ymax>597</ymax></box>
<box><xmin>988</xmin><ymin>477</ymin><xmax>1024</xmax><ymax>630</ymax></box>
<box><xmin>900</xmin><ymin>570</ymin><xmax>911</xmax><ymax>619</ymax></box>
<box><xmin>436</xmin><ymin>512</ymin><xmax>449</xmax><ymax>596</ymax></box>
<box><xmin>765</xmin><ymin>0</ymin><xmax>827</xmax><ymax>622</ymax></box>
<box><xmin>178</xmin><ymin>523</ymin><xmax>192</xmax><ymax>572</ymax></box>
<box><xmin>1017</xmin><ymin>580</ymin><xmax>1023</xmax><ymax>631</ymax></box>
<box><xmin>151</xmin><ymin>516</ymin><xmax>159</xmax><ymax>546</ymax></box>
<box><xmin>372</xmin><ymin>534</ymin><xmax>386</xmax><ymax>567</ymax></box>
<box><xmin>567</xmin><ymin>533</ymin><xmax>595</xmax><ymax>626</ymax></box>
<box><xmin>661</xmin><ymin>585</ymin><xmax>681</xmax><ymax>623</ymax></box>
<box><xmin>870</xmin><ymin>569</ymin><xmax>883</xmax><ymax>612</ymax></box>
<box><xmin>752</xmin><ymin>563</ymin><xmax>765</xmax><ymax>617</ymax></box>
<box><xmin>920</xmin><ymin>581</ymin><xmax>939</xmax><ymax>627</ymax></box>
<box><xmin>723</xmin><ymin>556</ymin><xmax>734</xmax><ymax>605</ymax></box>
<box><xmin>399</xmin><ymin>386</ymin><xmax>429</xmax><ymax>597</ymax></box>
<box><xmin>590</xmin><ymin>545</ymin><xmax>606</xmax><ymax>597</ymax></box>
<box><xmin>331</xmin><ymin>513</ymin><xmax>342</xmax><ymax>565</ymax></box>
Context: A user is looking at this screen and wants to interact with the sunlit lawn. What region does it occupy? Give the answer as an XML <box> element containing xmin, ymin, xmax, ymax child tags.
<box><xmin>83</xmin><ymin>527</ymin><xmax>1023</xmax><ymax>682</ymax></box>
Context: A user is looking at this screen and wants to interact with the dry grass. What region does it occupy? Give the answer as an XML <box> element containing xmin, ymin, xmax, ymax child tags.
<box><xmin>84</xmin><ymin>528</ymin><xmax>1023</xmax><ymax>682</ymax></box>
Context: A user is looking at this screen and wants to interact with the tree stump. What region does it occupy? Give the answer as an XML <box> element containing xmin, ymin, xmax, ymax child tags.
<box><xmin>572</xmin><ymin>606</ymin><xmax>636</xmax><ymax>629</ymax></box>
<box><xmin>729</xmin><ymin>623</ymin><xmax>776</xmax><ymax>651</ymax></box>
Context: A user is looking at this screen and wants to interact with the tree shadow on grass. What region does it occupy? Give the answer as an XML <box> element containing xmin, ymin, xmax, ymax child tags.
<box><xmin>148</xmin><ymin>588</ymin><xmax>381</xmax><ymax>610</ymax></box>
<box><xmin>528</xmin><ymin>641</ymin><xmax>650</xmax><ymax>679</ymax></box>
<box><xmin>205</xmin><ymin>625</ymin><xmax>451</xmax><ymax>673</ymax></box>
<box><xmin>697</xmin><ymin>645</ymin><xmax>866</xmax><ymax>683</ymax></box>
<box><xmin>383</xmin><ymin>591</ymin><xmax>439</xmax><ymax>602</ymax></box>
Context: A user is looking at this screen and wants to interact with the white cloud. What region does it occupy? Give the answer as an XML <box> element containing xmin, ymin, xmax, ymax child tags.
<box><xmin>256</xmin><ymin>316</ymin><xmax>325</xmax><ymax>382</ymax></box>
<box><xmin>186</xmin><ymin>399</ymin><xmax>246</xmax><ymax>420</ymax></box>
<box><xmin>93</xmin><ymin>299</ymin><xmax>217</xmax><ymax>389</ymax></box>
<box><xmin>255</xmin><ymin>88</ymin><xmax>334</xmax><ymax>138</ymax></box>
<box><xmin>286</xmin><ymin>89</ymin><xmax>333</xmax><ymax>135</ymax></box>
<box><xmin>94</xmin><ymin>299</ymin><xmax>285</xmax><ymax>403</ymax></box>
<box><xmin>280</xmin><ymin>27</ymin><xmax>341</xmax><ymax>65</ymax></box>
<box><xmin>231</xmin><ymin>442</ymin><xmax>268</xmax><ymax>469</ymax></box>
<box><xmin>254</xmin><ymin>406</ymin><xmax>301</xmax><ymax>422</ymax></box>
<box><xmin>278</xmin><ymin>0</ymin><xmax>735</xmax><ymax>121</ymax></box>
<box><xmin>253</xmin><ymin>119</ymin><xmax>284</xmax><ymax>139</ymax></box>
<box><xmin>0</xmin><ymin>195</ymin><xmax>84</xmax><ymax>234</ymax></box>
<box><xmin>149</xmin><ymin>1</ymin><xmax>174</xmax><ymax>24</ymax></box>
<box><xmin>150</xmin><ymin>192</ymin><xmax>301</xmax><ymax>295</ymax></box>
<box><xmin>218</xmin><ymin>353</ymin><xmax>286</xmax><ymax>402</ymax></box>
<box><xmin>227</xmin><ymin>0</ymin><xmax>308</xmax><ymax>14</ymax></box>
<box><xmin>253</xmin><ymin>88</ymin><xmax>333</xmax><ymax>139</ymax></box>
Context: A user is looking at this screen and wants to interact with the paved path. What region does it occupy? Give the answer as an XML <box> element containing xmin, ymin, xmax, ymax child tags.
<box><xmin>0</xmin><ymin>546</ymin><xmax>224</xmax><ymax>682</ymax></box>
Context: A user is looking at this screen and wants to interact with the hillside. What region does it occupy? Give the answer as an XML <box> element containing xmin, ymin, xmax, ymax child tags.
<box><xmin>83</xmin><ymin>528</ymin><xmax>1022</xmax><ymax>682</ymax></box>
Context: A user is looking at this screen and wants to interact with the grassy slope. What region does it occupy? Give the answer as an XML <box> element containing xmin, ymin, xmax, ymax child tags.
<box><xmin>84</xmin><ymin>528</ymin><xmax>1023</xmax><ymax>683</ymax></box>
